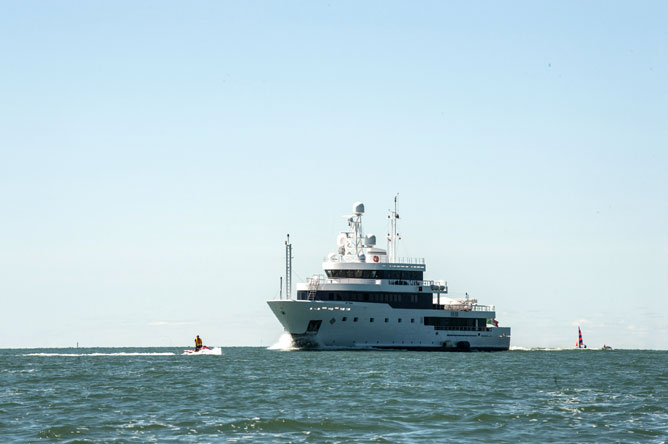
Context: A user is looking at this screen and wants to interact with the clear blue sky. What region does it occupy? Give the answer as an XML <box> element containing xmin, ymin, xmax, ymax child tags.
<box><xmin>1</xmin><ymin>1</ymin><xmax>666</xmax><ymax>349</ymax></box>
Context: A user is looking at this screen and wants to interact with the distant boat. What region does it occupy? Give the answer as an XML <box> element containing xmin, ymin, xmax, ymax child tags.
<box><xmin>601</xmin><ymin>345</ymin><xmax>613</xmax><ymax>351</ymax></box>
<box><xmin>575</xmin><ymin>326</ymin><xmax>587</xmax><ymax>349</ymax></box>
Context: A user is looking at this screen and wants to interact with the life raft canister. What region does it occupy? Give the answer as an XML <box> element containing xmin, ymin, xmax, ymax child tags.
<box><xmin>373</xmin><ymin>256</ymin><xmax>379</xmax><ymax>263</ymax></box>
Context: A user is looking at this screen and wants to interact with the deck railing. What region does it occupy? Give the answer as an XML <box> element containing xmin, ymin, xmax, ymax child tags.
<box><xmin>397</xmin><ymin>257</ymin><xmax>425</xmax><ymax>264</ymax></box>
<box><xmin>304</xmin><ymin>276</ymin><xmax>492</xmax><ymax>312</ymax></box>
<box><xmin>433</xmin><ymin>304</ymin><xmax>495</xmax><ymax>312</ymax></box>
<box><xmin>323</xmin><ymin>256</ymin><xmax>425</xmax><ymax>265</ymax></box>
<box><xmin>306</xmin><ymin>276</ymin><xmax>447</xmax><ymax>290</ymax></box>
<box><xmin>307</xmin><ymin>275</ymin><xmax>328</xmax><ymax>285</ymax></box>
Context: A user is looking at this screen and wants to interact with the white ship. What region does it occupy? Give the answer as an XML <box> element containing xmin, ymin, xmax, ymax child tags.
<box><xmin>267</xmin><ymin>198</ymin><xmax>511</xmax><ymax>351</ymax></box>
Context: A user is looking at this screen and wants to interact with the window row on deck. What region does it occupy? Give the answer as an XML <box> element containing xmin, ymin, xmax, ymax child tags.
<box><xmin>306</xmin><ymin>314</ymin><xmax>491</xmax><ymax>332</ymax></box>
<box><xmin>324</xmin><ymin>269</ymin><xmax>423</xmax><ymax>280</ymax></box>
<box><xmin>424</xmin><ymin>317</ymin><xmax>489</xmax><ymax>331</ymax></box>
<box><xmin>297</xmin><ymin>290</ymin><xmax>432</xmax><ymax>309</ymax></box>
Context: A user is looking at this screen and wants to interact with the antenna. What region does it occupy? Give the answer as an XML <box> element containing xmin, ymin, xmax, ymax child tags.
<box><xmin>388</xmin><ymin>193</ymin><xmax>400</xmax><ymax>262</ymax></box>
<box><xmin>279</xmin><ymin>276</ymin><xmax>283</xmax><ymax>300</ymax></box>
<box><xmin>285</xmin><ymin>234</ymin><xmax>292</xmax><ymax>299</ymax></box>
<box><xmin>352</xmin><ymin>202</ymin><xmax>365</xmax><ymax>259</ymax></box>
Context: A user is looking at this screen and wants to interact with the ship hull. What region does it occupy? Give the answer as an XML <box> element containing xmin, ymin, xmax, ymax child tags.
<box><xmin>267</xmin><ymin>299</ymin><xmax>511</xmax><ymax>351</ymax></box>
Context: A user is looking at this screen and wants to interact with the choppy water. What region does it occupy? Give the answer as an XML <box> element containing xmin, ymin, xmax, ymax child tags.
<box><xmin>1</xmin><ymin>347</ymin><xmax>667</xmax><ymax>443</ymax></box>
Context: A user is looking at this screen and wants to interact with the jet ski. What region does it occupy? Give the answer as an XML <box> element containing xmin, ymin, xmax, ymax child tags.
<box><xmin>184</xmin><ymin>346</ymin><xmax>213</xmax><ymax>354</ymax></box>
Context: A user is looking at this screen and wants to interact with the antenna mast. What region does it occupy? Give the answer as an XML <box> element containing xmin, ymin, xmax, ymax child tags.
<box><xmin>285</xmin><ymin>234</ymin><xmax>293</xmax><ymax>299</ymax></box>
<box><xmin>388</xmin><ymin>194</ymin><xmax>399</xmax><ymax>263</ymax></box>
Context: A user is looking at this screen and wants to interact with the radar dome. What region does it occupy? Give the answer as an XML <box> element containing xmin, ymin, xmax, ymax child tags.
<box><xmin>336</xmin><ymin>233</ymin><xmax>348</xmax><ymax>247</ymax></box>
<box><xmin>364</xmin><ymin>234</ymin><xmax>377</xmax><ymax>247</ymax></box>
<box><xmin>353</xmin><ymin>202</ymin><xmax>365</xmax><ymax>215</ymax></box>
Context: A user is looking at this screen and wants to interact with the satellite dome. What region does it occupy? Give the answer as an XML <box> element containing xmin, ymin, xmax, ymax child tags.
<box><xmin>337</xmin><ymin>233</ymin><xmax>348</xmax><ymax>247</ymax></box>
<box><xmin>353</xmin><ymin>202</ymin><xmax>365</xmax><ymax>215</ymax></box>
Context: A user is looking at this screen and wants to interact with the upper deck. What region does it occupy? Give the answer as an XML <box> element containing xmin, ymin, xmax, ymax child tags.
<box><xmin>325</xmin><ymin>256</ymin><xmax>425</xmax><ymax>267</ymax></box>
<box><xmin>278</xmin><ymin>200</ymin><xmax>498</xmax><ymax>317</ymax></box>
<box><xmin>323</xmin><ymin>260</ymin><xmax>426</xmax><ymax>272</ymax></box>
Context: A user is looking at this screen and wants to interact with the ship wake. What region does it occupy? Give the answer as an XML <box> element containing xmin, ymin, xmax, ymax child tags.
<box><xmin>182</xmin><ymin>347</ymin><xmax>222</xmax><ymax>356</ymax></box>
<box><xmin>268</xmin><ymin>332</ymin><xmax>298</xmax><ymax>351</ymax></box>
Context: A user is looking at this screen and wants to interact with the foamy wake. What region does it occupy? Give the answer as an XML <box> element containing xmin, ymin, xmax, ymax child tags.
<box><xmin>182</xmin><ymin>347</ymin><xmax>222</xmax><ymax>356</ymax></box>
<box><xmin>23</xmin><ymin>352</ymin><xmax>176</xmax><ymax>357</ymax></box>
<box><xmin>268</xmin><ymin>332</ymin><xmax>297</xmax><ymax>351</ymax></box>
<box><xmin>510</xmin><ymin>346</ymin><xmax>573</xmax><ymax>351</ymax></box>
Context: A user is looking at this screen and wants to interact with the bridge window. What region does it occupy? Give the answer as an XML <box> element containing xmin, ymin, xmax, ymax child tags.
<box><xmin>324</xmin><ymin>269</ymin><xmax>423</xmax><ymax>280</ymax></box>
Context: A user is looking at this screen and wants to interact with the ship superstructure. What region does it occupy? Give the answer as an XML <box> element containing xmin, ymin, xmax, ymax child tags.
<box><xmin>267</xmin><ymin>199</ymin><xmax>511</xmax><ymax>351</ymax></box>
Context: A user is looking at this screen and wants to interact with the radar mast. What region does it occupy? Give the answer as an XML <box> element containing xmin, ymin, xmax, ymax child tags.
<box><xmin>285</xmin><ymin>234</ymin><xmax>292</xmax><ymax>299</ymax></box>
<box><xmin>388</xmin><ymin>194</ymin><xmax>400</xmax><ymax>263</ymax></box>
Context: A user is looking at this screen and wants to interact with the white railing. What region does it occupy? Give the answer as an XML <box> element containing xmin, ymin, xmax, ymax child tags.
<box><xmin>307</xmin><ymin>275</ymin><xmax>329</xmax><ymax>285</ymax></box>
<box><xmin>397</xmin><ymin>257</ymin><xmax>425</xmax><ymax>264</ymax></box>
<box><xmin>307</xmin><ymin>276</ymin><xmax>388</xmax><ymax>286</ymax></box>
<box><xmin>322</xmin><ymin>256</ymin><xmax>425</xmax><ymax>265</ymax></box>
<box><xmin>306</xmin><ymin>276</ymin><xmax>447</xmax><ymax>289</ymax></box>
<box><xmin>437</xmin><ymin>304</ymin><xmax>495</xmax><ymax>312</ymax></box>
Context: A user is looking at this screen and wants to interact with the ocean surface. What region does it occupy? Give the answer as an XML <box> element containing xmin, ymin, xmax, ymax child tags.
<box><xmin>1</xmin><ymin>346</ymin><xmax>667</xmax><ymax>443</ymax></box>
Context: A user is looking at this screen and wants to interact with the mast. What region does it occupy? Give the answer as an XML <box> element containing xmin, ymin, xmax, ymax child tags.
<box><xmin>279</xmin><ymin>276</ymin><xmax>283</xmax><ymax>300</ymax></box>
<box><xmin>354</xmin><ymin>212</ymin><xmax>363</xmax><ymax>258</ymax></box>
<box><xmin>388</xmin><ymin>194</ymin><xmax>399</xmax><ymax>263</ymax></box>
<box><xmin>346</xmin><ymin>202</ymin><xmax>365</xmax><ymax>261</ymax></box>
<box><xmin>285</xmin><ymin>234</ymin><xmax>292</xmax><ymax>300</ymax></box>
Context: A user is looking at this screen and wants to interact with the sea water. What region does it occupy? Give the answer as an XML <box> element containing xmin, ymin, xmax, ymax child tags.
<box><xmin>1</xmin><ymin>347</ymin><xmax>666</xmax><ymax>443</ymax></box>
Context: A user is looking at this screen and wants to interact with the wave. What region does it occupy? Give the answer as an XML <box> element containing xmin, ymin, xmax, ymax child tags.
<box><xmin>510</xmin><ymin>346</ymin><xmax>577</xmax><ymax>351</ymax></box>
<box><xmin>267</xmin><ymin>333</ymin><xmax>298</xmax><ymax>351</ymax></box>
<box><xmin>23</xmin><ymin>352</ymin><xmax>176</xmax><ymax>357</ymax></box>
